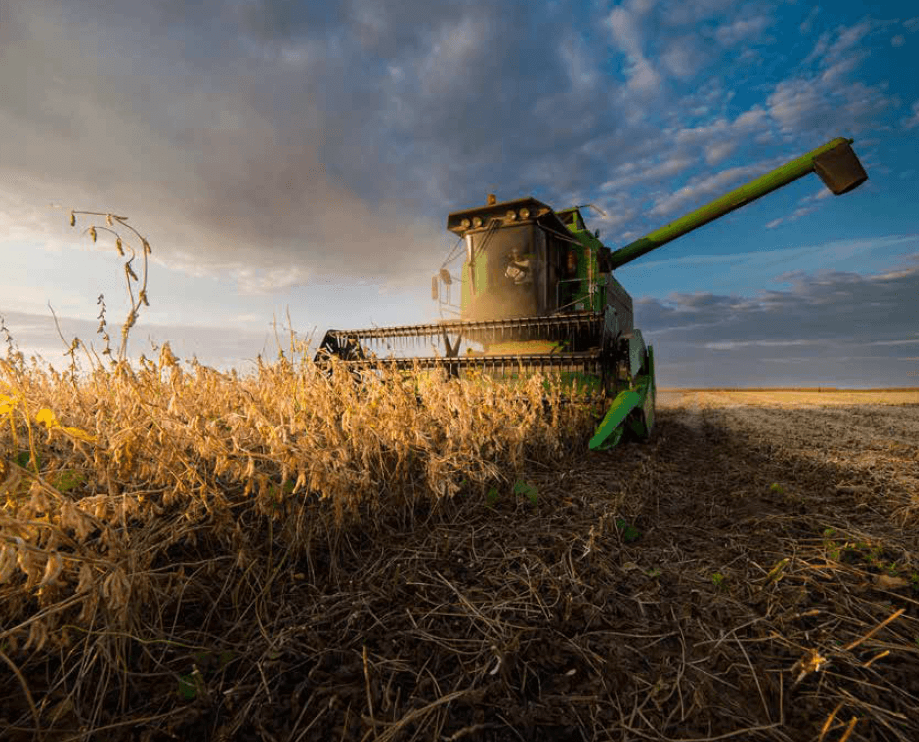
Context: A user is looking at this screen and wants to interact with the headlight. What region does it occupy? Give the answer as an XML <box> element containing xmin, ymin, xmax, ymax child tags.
<box><xmin>472</xmin><ymin>216</ymin><xmax>483</xmax><ymax>228</ymax></box>
<box><xmin>505</xmin><ymin>210</ymin><xmax>517</xmax><ymax>221</ymax></box>
<box><xmin>460</xmin><ymin>218</ymin><xmax>471</xmax><ymax>229</ymax></box>
<box><xmin>519</xmin><ymin>207</ymin><xmax>531</xmax><ymax>219</ymax></box>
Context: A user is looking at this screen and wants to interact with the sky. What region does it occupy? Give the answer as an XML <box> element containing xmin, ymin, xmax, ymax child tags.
<box><xmin>1</xmin><ymin>0</ymin><xmax>917</xmax><ymax>388</ymax></box>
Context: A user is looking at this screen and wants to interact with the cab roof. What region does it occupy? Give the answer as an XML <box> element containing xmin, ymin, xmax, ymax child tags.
<box><xmin>446</xmin><ymin>196</ymin><xmax>573</xmax><ymax>236</ymax></box>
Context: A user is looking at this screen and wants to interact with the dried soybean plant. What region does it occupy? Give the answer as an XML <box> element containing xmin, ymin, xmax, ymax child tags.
<box><xmin>0</xmin><ymin>209</ymin><xmax>607</xmax><ymax>740</ymax></box>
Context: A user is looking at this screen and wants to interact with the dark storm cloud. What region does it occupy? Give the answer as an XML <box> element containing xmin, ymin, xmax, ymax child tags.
<box><xmin>0</xmin><ymin>0</ymin><xmax>909</xmax><ymax>296</ymax></box>
<box><xmin>4</xmin><ymin>0</ymin><xmax>644</xmax><ymax>291</ymax></box>
<box><xmin>638</xmin><ymin>255</ymin><xmax>919</xmax><ymax>387</ymax></box>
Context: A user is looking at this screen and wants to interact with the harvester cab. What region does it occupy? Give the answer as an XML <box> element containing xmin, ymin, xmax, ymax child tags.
<box><xmin>316</xmin><ymin>137</ymin><xmax>868</xmax><ymax>450</ymax></box>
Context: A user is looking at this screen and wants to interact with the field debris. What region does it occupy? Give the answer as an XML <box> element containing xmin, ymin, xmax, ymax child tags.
<box><xmin>1</xmin><ymin>360</ymin><xmax>918</xmax><ymax>741</ymax></box>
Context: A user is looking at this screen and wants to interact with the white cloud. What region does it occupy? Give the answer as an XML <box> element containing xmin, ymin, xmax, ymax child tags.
<box><xmin>607</xmin><ymin>6</ymin><xmax>643</xmax><ymax>59</ymax></box>
<box><xmin>790</xmin><ymin>205</ymin><xmax>816</xmax><ymax>219</ymax></box>
<box><xmin>902</xmin><ymin>99</ymin><xmax>919</xmax><ymax>129</ymax></box>
<box><xmin>714</xmin><ymin>16</ymin><xmax>772</xmax><ymax>46</ymax></box>
<box><xmin>648</xmin><ymin>159</ymin><xmax>785</xmax><ymax>218</ymax></box>
<box><xmin>627</xmin><ymin>57</ymin><xmax>663</xmax><ymax>94</ymax></box>
<box><xmin>798</xmin><ymin>188</ymin><xmax>833</xmax><ymax>205</ymax></box>
<box><xmin>827</xmin><ymin>19</ymin><xmax>874</xmax><ymax>59</ymax></box>
<box><xmin>606</xmin><ymin>3</ymin><xmax>663</xmax><ymax>95</ymax></box>
<box><xmin>673</xmin><ymin>118</ymin><xmax>729</xmax><ymax>146</ymax></box>
<box><xmin>766</xmin><ymin>79</ymin><xmax>826</xmax><ymax>132</ymax></box>
<box><xmin>891</xmin><ymin>34</ymin><xmax>905</xmax><ymax>47</ymax></box>
<box><xmin>820</xmin><ymin>57</ymin><xmax>859</xmax><ymax>85</ymax></box>
<box><xmin>660</xmin><ymin>36</ymin><xmax>705</xmax><ymax>79</ymax></box>
<box><xmin>600</xmin><ymin>156</ymin><xmax>693</xmax><ymax>192</ymax></box>
<box><xmin>594</xmin><ymin>235</ymin><xmax>919</xmax><ymax>271</ymax></box>
<box><xmin>705</xmin><ymin>339</ymin><xmax>815</xmax><ymax>349</ymax></box>
<box><xmin>232</xmin><ymin>265</ymin><xmax>312</xmax><ymax>296</ymax></box>
<box><xmin>802</xmin><ymin>30</ymin><xmax>832</xmax><ymax>65</ymax></box>
<box><xmin>905</xmin><ymin>17</ymin><xmax>919</xmax><ymax>33</ymax></box>
<box><xmin>800</xmin><ymin>6</ymin><xmax>820</xmax><ymax>34</ymax></box>
<box><xmin>559</xmin><ymin>33</ymin><xmax>599</xmax><ymax>94</ymax></box>
<box><xmin>733</xmin><ymin>107</ymin><xmax>769</xmax><ymax>130</ymax></box>
<box><xmin>704</xmin><ymin>141</ymin><xmax>736</xmax><ymax>165</ymax></box>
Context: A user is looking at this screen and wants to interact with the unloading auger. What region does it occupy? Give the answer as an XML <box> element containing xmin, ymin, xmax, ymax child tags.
<box><xmin>316</xmin><ymin>137</ymin><xmax>868</xmax><ymax>449</ymax></box>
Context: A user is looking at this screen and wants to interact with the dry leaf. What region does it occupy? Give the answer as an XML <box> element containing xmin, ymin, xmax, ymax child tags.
<box><xmin>40</xmin><ymin>552</ymin><xmax>64</xmax><ymax>587</ymax></box>
<box><xmin>875</xmin><ymin>574</ymin><xmax>909</xmax><ymax>590</ymax></box>
<box><xmin>792</xmin><ymin>647</ymin><xmax>827</xmax><ymax>685</ymax></box>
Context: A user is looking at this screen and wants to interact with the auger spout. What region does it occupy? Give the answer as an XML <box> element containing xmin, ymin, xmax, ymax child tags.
<box><xmin>607</xmin><ymin>137</ymin><xmax>868</xmax><ymax>270</ymax></box>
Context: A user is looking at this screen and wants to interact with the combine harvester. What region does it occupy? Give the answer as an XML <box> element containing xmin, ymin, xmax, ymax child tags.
<box><xmin>316</xmin><ymin>137</ymin><xmax>868</xmax><ymax>450</ymax></box>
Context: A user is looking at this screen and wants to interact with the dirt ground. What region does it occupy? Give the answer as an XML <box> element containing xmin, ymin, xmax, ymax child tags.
<box><xmin>214</xmin><ymin>390</ymin><xmax>919</xmax><ymax>741</ymax></box>
<box><xmin>3</xmin><ymin>390</ymin><xmax>918</xmax><ymax>741</ymax></box>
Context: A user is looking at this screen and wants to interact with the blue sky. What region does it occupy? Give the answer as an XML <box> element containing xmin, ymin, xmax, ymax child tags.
<box><xmin>1</xmin><ymin>0</ymin><xmax>917</xmax><ymax>387</ymax></box>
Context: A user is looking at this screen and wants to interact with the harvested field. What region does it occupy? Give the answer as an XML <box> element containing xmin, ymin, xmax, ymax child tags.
<box><xmin>2</xmin><ymin>372</ymin><xmax>918</xmax><ymax>741</ymax></box>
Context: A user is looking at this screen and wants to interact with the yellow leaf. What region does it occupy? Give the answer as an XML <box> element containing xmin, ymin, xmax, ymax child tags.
<box><xmin>36</xmin><ymin>409</ymin><xmax>61</xmax><ymax>428</ymax></box>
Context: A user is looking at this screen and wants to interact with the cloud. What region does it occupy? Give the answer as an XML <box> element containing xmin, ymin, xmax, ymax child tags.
<box><xmin>0</xmin><ymin>2</ymin><xmax>463</xmax><ymax>295</ymax></box>
<box><xmin>637</xmin><ymin>254</ymin><xmax>919</xmax><ymax>387</ymax></box>
<box><xmin>714</xmin><ymin>16</ymin><xmax>772</xmax><ymax>46</ymax></box>
<box><xmin>647</xmin><ymin>157</ymin><xmax>787</xmax><ymax>218</ymax></box>
<box><xmin>766</xmin><ymin>79</ymin><xmax>829</xmax><ymax>132</ymax></box>
<box><xmin>903</xmin><ymin>100</ymin><xmax>919</xmax><ymax>129</ymax></box>
<box><xmin>658</xmin><ymin>0</ymin><xmax>734</xmax><ymax>26</ymax></box>
<box><xmin>800</xmin><ymin>6</ymin><xmax>820</xmax><ymax>34</ymax></box>
<box><xmin>765</xmin><ymin>205</ymin><xmax>817</xmax><ymax>229</ymax></box>
<box><xmin>0</xmin><ymin>0</ymin><xmax>907</xmax><ymax>318</ymax></box>
<box><xmin>733</xmin><ymin>107</ymin><xmax>770</xmax><ymax>130</ymax></box>
<box><xmin>232</xmin><ymin>266</ymin><xmax>314</xmax><ymax>296</ymax></box>
<box><xmin>765</xmin><ymin>58</ymin><xmax>896</xmax><ymax>139</ymax></box>
<box><xmin>660</xmin><ymin>36</ymin><xmax>707</xmax><ymax>79</ymax></box>
<box><xmin>559</xmin><ymin>32</ymin><xmax>600</xmax><ymax>95</ymax></box>
<box><xmin>798</xmin><ymin>188</ymin><xmax>833</xmax><ymax>205</ymax></box>
<box><xmin>704</xmin><ymin>339</ymin><xmax>817</xmax><ymax>349</ymax></box>
<box><xmin>599</xmin><ymin>156</ymin><xmax>694</xmax><ymax>193</ymax></box>
<box><xmin>704</xmin><ymin>141</ymin><xmax>736</xmax><ymax>166</ymax></box>
<box><xmin>606</xmin><ymin>2</ymin><xmax>664</xmax><ymax>95</ymax></box>
<box><xmin>891</xmin><ymin>34</ymin><xmax>906</xmax><ymax>47</ymax></box>
<box><xmin>0</xmin><ymin>308</ymin><xmax>277</xmax><ymax>377</ymax></box>
<box><xmin>630</xmin><ymin>234</ymin><xmax>919</xmax><ymax>274</ymax></box>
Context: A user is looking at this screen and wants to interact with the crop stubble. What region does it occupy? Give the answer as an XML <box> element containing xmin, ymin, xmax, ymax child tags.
<box><xmin>1</xmin><ymin>374</ymin><xmax>918</xmax><ymax>741</ymax></box>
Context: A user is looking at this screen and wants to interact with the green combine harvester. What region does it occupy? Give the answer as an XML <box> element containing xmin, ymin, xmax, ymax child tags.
<box><xmin>316</xmin><ymin>137</ymin><xmax>868</xmax><ymax>450</ymax></box>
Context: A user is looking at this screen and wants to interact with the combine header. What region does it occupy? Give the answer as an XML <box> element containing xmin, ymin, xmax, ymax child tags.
<box><xmin>317</xmin><ymin>137</ymin><xmax>868</xmax><ymax>449</ymax></box>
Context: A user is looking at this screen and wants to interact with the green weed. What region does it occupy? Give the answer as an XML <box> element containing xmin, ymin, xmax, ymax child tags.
<box><xmin>487</xmin><ymin>480</ymin><xmax>539</xmax><ymax>507</ymax></box>
<box><xmin>512</xmin><ymin>479</ymin><xmax>539</xmax><ymax>507</ymax></box>
<box><xmin>616</xmin><ymin>518</ymin><xmax>641</xmax><ymax>543</ymax></box>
